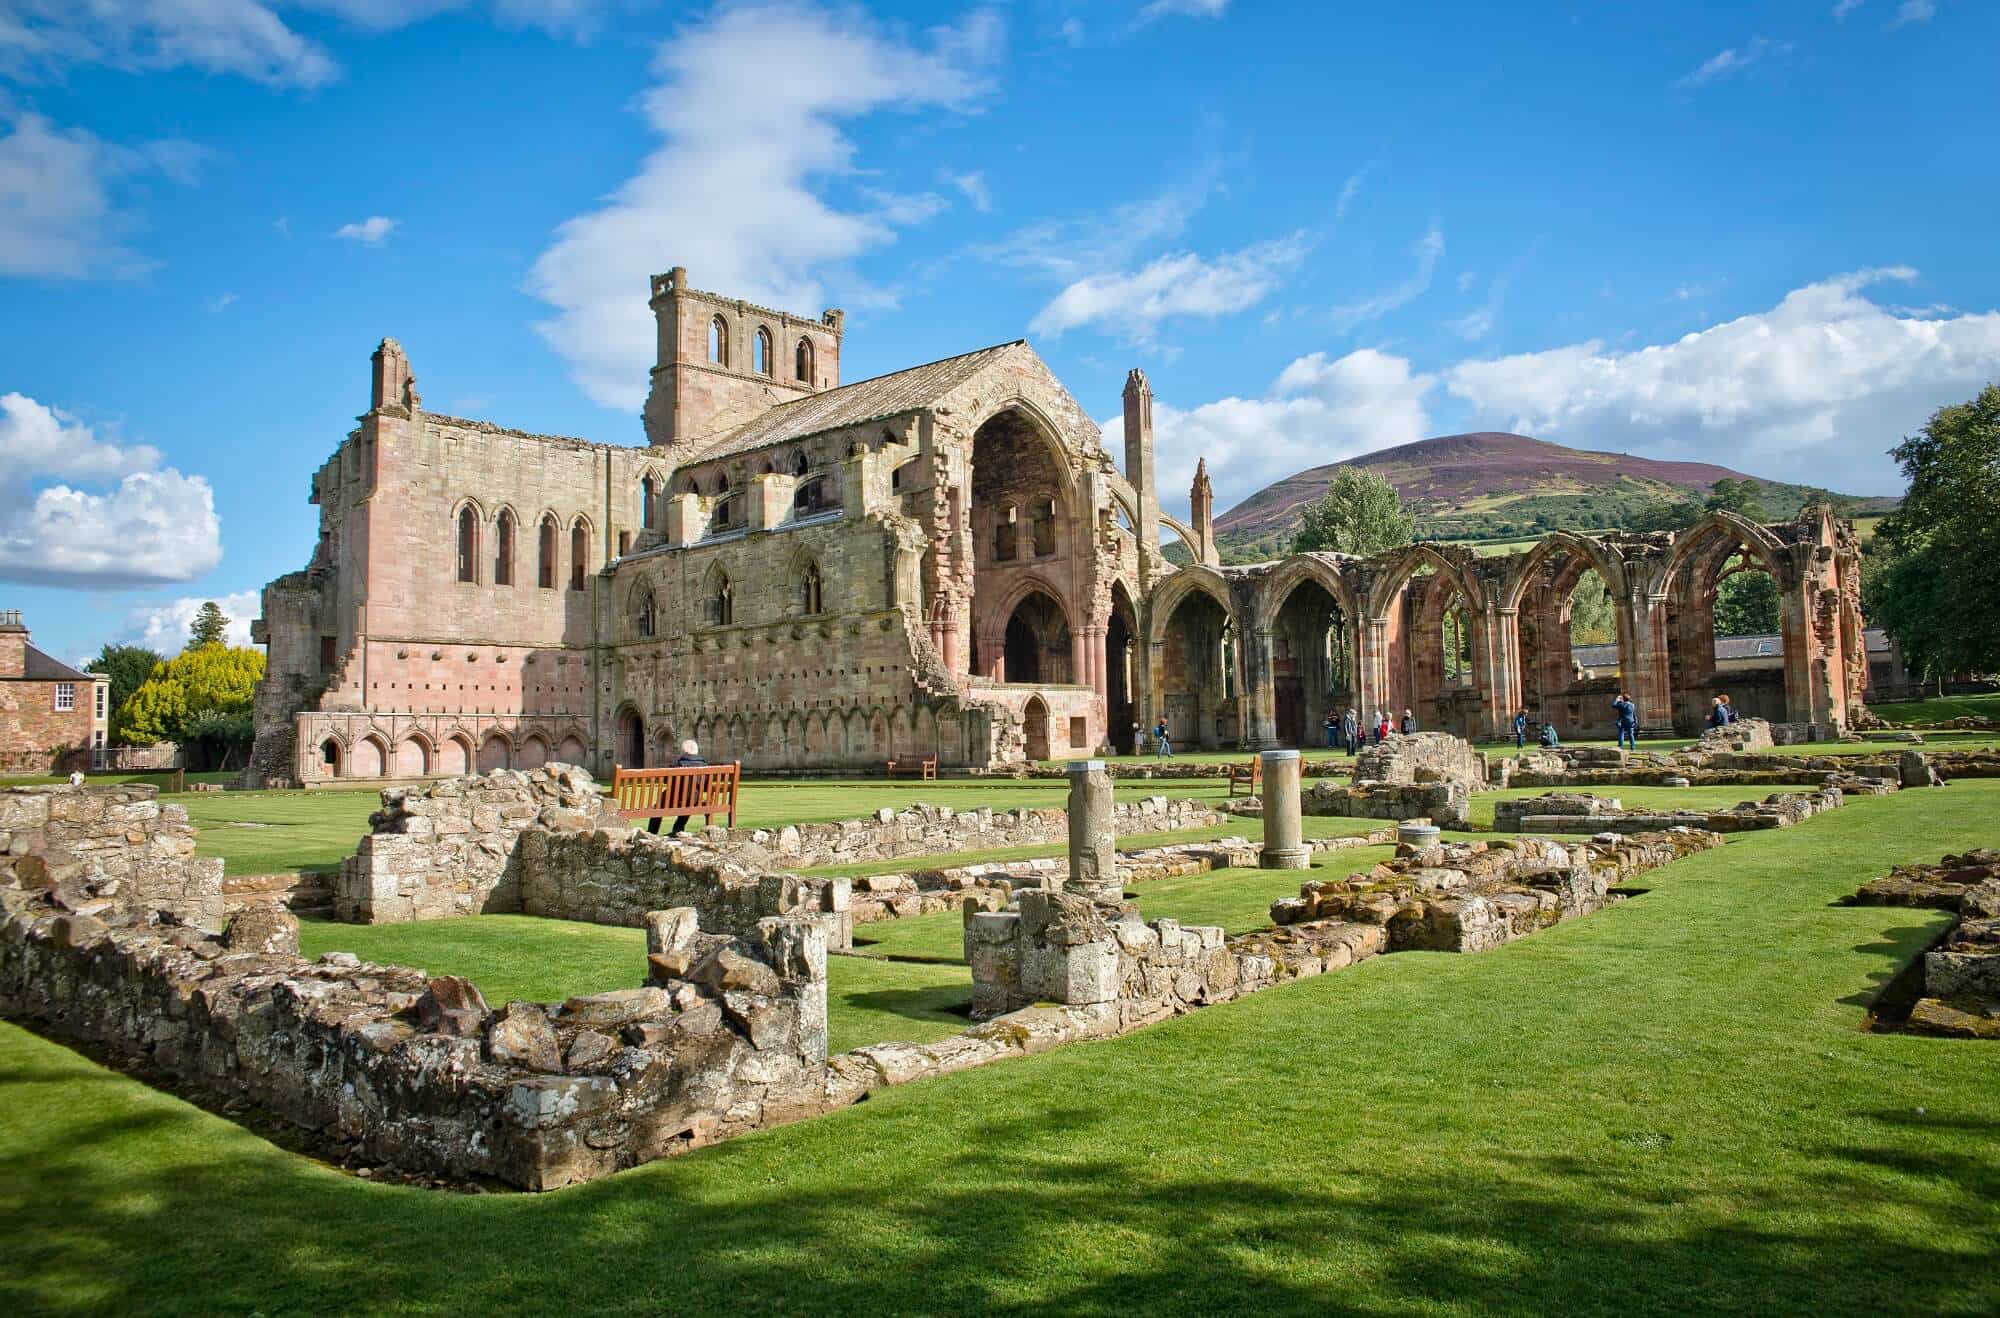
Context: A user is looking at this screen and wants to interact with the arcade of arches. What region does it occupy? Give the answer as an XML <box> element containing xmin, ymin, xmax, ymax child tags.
<box><xmin>1135</xmin><ymin>508</ymin><xmax>1870</xmax><ymax>750</ymax></box>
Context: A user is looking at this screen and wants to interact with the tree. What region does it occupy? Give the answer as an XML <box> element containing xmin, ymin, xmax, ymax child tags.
<box><xmin>1567</xmin><ymin>574</ymin><xmax>1619</xmax><ymax>645</ymax></box>
<box><xmin>188</xmin><ymin>601</ymin><xmax>230</xmax><ymax>650</ymax></box>
<box><xmin>1713</xmin><ymin>567</ymin><xmax>1780</xmax><ymax>636</ymax></box>
<box><xmin>183</xmin><ymin>709</ymin><xmax>257</xmax><ymax>771</ymax></box>
<box><xmin>1704</xmin><ymin>477</ymin><xmax>1769</xmax><ymax>522</ymax></box>
<box><xmin>1628</xmin><ymin>498</ymin><xmax>1702</xmax><ymax>533</ymax></box>
<box><xmin>115</xmin><ymin>645</ymin><xmax>264</xmax><ymax>746</ymax></box>
<box><xmin>83</xmin><ymin>643</ymin><xmax>165</xmax><ymax>729</ymax></box>
<box><xmin>1864</xmin><ymin>385</ymin><xmax>2000</xmax><ymax>683</ymax></box>
<box><xmin>1292</xmin><ymin>469</ymin><xmax>1416</xmax><ymax>556</ymax></box>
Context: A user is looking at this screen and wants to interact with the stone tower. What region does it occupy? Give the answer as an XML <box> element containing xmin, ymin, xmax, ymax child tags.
<box><xmin>1190</xmin><ymin>458</ymin><xmax>1216</xmax><ymax>564</ymax></box>
<box><xmin>641</xmin><ymin>267</ymin><xmax>844</xmax><ymax>460</ymax></box>
<box><xmin>1122</xmin><ymin>369</ymin><xmax>1162</xmax><ymax>584</ymax></box>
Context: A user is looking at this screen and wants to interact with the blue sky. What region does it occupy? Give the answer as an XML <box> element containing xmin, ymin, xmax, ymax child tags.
<box><xmin>3</xmin><ymin>0</ymin><xmax>1997</xmax><ymax>665</ymax></box>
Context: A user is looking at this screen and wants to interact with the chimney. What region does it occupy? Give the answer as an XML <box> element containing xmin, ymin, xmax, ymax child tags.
<box><xmin>0</xmin><ymin>609</ymin><xmax>27</xmax><ymax>680</ymax></box>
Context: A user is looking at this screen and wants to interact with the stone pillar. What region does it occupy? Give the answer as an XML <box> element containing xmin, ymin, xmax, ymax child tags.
<box><xmin>1246</xmin><ymin>626</ymin><xmax>1279</xmax><ymax>749</ymax></box>
<box><xmin>1628</xmin><ymin>594</ymin><xmax>1675</xmax><ymax>737</ymax></box>
<box><xmin>1259</xmin><ymin>749</ymin><xmax>1309</xmax><ymax>870</ymax></box>
<box><xmin>1067</xmin><ymin>759</ymin><xmax>1120</xmax><ymax>903</ymax></box>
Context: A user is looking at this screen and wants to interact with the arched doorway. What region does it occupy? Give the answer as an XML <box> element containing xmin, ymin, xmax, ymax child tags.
<box><xmin>968</xmin><ymin>408</ymin><xmax>1076</xmax><ymax>679</ymax></box>
<box><xmin>1664</xmin><ymin>519</ymin><xmax>1796</xmax><ymax>732</ymax></box>
<box><xmin>617</xmin><ymin>708</ymin><xmax>645</xmax><ymax>767</ymax></box>
<box><xmin>1155</xmin><ymin>583</ymin><xmax>1237</xmax><ymax>749</ymax></box>
<box><xmin>1023</xmin><ymin>695</ymin><xmax>1052</xmax><ymax>761</ymax></box>
<box><xmin>1107</xmin><ymin>582</ymin><xmax>1138</xmax><ymax>753</ymax></box>
<box><xmin>1001</xmin><ymin>591</ymin><xmax>1072</xmax><ymax>685</ymax></box>
<box><xmin>1268</xmin><ymin>575</ymin><xmax>1353</xmax><ymax>747</ymax></box>
<box><xmin>318</xmin><ymin>737</ymin><xmax>341</xmax><ymax>779</ymax></box>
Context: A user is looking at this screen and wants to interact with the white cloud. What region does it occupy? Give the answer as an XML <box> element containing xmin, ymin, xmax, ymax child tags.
<box><xmin>1330</xmin><ymin>224</ymin><xmax>1443</xmax><ymax>332</ymax></box>
<box><xmin>0</xmin><ymin>0</ymin><xmax>339</xmax><ymax>88</ymax></box>
<box><xmin>1890</xmin><ymin>1</ymin><xmax>1936</xmax><ymax>27</ymax></box>
<box><xmin>0</xmin><ymin>111</ymin><xmax>203</xmax><ymax>279</ymax></box>
<box><xmin>1103</xmin><ymin>348</ymin><xmax>1435</xmax><ymax>518</ymax></box>
<box><xmin>1030</xmin><ymin>234</ymin><xmax>1310</xmax><ymax>343</ymax></box>
<box><xmin>528</xmin><ymin>3</ymin><xmax>1000</xmax><ymax>410</ymax></box>
<box><xmin>1137</xmin><ymin>0</ymin><xmax>1230</xmax><ymax>23</ymax></box>
<box><xmin>0</xmin><ymin>393</ymin><xmax>222</xmax><ymax>587</ymax></box>
<box><xmin>1058</xmin><ymin>17</ymin><xmax>1085</xmax><ymax>46</ymax></box>
<box><xmin>1675</xmin><ymin>36</ymin><xmax>1788</xmax><ymax>89</ymax></box>
<box><xmin>207</xmin><ymin>291</ymin><xmax>237</xmax><ymax>312</ymax></box>
<box><xmin>122</xmin><ymin>590</ymin><xmax>261</xmax><ymax>652</ymax></box>
<box><xmin>1449</xmin><ymin>268</ymin><xmax>1512</xmax><ymax>342</ymax></box>
<box><xmin>1334</xmin><ymin>163</ymin><xmax>1370</xmax><ymax>222</ymax></box>
<box><xmin>973</xmin><ymin>160</ymin><xmax>1219</xmax><ymax>284</ymax></box>
<box><xmin>1444</xmin><ymin>268</ymin><xmax>2000</xmax><ymax>489</ymax></box>
<box><xmin>333</xmin><ymin>215</ymin><xmax>397</xmax><ymax>244</ymax></box>
<box><xmin>1831</xmin><ymin>0</ymin><xmax>1865</xmax><ymax>18</ymax></box>
<box><xmin>945</xmin><ymin>169</ymin><xmax>991</xmax><ymax>212</ymax></box>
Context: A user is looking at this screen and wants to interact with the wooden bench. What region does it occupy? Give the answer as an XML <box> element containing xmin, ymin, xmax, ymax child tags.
<box><xmin>610</xmin><ymin>763</ymin><xmax>741</xmax><ymax>830</ymax></box>
<box><xmin>885</xmin><ymin>755</ymin><xmax>938</xmax><ymax>781</ymax></box>
<box><xmin>1227</xmin><ymin>758</ymin><xmax>1262</xmax><ymax>797</ymax></box>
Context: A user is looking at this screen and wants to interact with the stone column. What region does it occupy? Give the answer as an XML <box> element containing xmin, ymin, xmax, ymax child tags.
<box><xmin>1245</xmin><ymin>626</ymin><xmax>1279</xmax><ymax>749</ymax></box>
<box><xmin>1259</xmin><ymin>749</ymin><xmax>1310</xmax><ymax>870</ymax></box>
<box><xmin>1067</xmin><ymin>759</ymin><xmax>1121</xmax><ymax>903</ymax></box>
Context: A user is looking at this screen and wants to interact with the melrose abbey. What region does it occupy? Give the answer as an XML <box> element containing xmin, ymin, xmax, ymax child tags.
<box><xmin>244</xmin><ymin>267</ymin><xmax>1874</xmax><ymax>786</ymax></box>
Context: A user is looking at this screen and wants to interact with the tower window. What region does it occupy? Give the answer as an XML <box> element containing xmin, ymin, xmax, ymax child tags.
<box><xmin>456</xmin><ymin>506</ymin><xmax>478</xmax><ymax>583</ymax></box>
<box><xmin>795</xmin><ymin>336</ymin><xmax>814</xmax><ymax>383</ymax></box>
<box><xmin>755</xmin><ymin>327</ymin><xmax>772</xmax><ymax>375</ymax></box>
<box><xmin>709</xmin><ymin>316</ymin><xmax>728</xmax><ymax>366</ymax></box>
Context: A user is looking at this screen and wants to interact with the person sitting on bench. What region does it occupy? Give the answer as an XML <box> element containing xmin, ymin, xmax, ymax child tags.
<box><xmin>651</xmin><ymin>739</ymin><xmax>707</xmax><ymax>836</ymax></box>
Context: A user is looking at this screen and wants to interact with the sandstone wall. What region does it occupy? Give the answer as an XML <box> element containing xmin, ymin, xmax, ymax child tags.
<box><xmin>0</xmin><ymin>785</ymin><xmax>222</xmax><ymax>929</ymax></box>
<box><xmin>0</xmin><ymin>883</ymin><xmax>833</xmax><ymax>1190</ymax></box>
<box><xmin>1493</xmin><ymin>788</ymin><xmax>1846</xmax><ymax>834</ymax></box>
<box><xmin>1302</xmin><ymin>779</ymin><xmax>1469</xmax><ymax>827</ymax></box>
<box><xmin>1352</xmin><ymin>731</ymin><xmax>1487</xmax><ymax>789</ymax></box>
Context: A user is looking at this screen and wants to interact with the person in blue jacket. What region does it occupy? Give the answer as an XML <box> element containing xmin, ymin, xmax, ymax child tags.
<box><xmin>1611</xmin><ymin>691</ymin><xmax>1638</xmax><ymax>751</ymax></box>
<box><xmin>1513</xmin><ymin>708</ymin><xmax>1529</xmax><ymax>750</ymax></box>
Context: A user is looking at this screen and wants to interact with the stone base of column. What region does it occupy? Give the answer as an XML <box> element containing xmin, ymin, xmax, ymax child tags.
<box><xmin>1259</xmin><ymin>846</ymin><xmax>1311</xmax><ymax>870</ymax></box>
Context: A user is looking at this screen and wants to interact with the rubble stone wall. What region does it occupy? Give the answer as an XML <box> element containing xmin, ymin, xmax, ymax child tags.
<box><xmin>1301</xmin><ymin>779</ymin><xmax>1469</xmax><ymax>827</ymax></box>
<box><xmin>1494</xmin><ymin>788</ymin><xmax>1846</xmax><ymax>834</ymax></box>
<box><xmin>0</xmin><ymin>785</ymin><xmax>222</xmax><ymax>929</ymax></box>
<box><xmin>0</xmin><ymin>882</ymin><xmax>833</xmax><ymax>1190</ymax></box>
<box><xmin>1352</xmin><ymin>731</ymin><xmax>1487</xmax><ymax>789</ymax></box>
<box><xmin>1842</xmin><ymin>849</ymin><xmax>2000</xmax><ymax>1040</ymax></box>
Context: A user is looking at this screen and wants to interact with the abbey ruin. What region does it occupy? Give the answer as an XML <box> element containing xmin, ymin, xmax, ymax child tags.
<box><xmin>246</xmin><ymin>268</ymin><xmax>1875</xmax><ymax>785</ymax></box>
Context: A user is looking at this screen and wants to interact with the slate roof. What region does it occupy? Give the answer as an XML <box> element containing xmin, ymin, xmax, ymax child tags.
<box><xmin>1569</xmin><ymin>627</ymin><xmax>1890</xmax><ymax>668</ymax></box>
<box><xmin>689</xmin><ymin>341</ymin><xmax>1024</xmax><ymax>463</ymax></box>
<box><xmin>19</xmin><ymin>644</ymin><xmax>92</xmax><ymax>682</ymax></box>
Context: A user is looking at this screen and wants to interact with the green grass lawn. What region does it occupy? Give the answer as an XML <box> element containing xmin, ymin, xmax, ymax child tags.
<box><xmin>1866</xmin><ymin>692</ymin><xmax>2000</xmax><ymax>725</ymax></box>
<box><xmin>4</xmin><ymin>785</ymin><xmax>2000</xmax><ymax>1312</ymax></box>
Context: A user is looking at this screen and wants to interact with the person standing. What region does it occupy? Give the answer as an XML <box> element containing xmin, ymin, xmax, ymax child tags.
<box><xmin>649</xmin><ymin>739</ymin><xmax>708</xmax><ymax>837</ymax></box>
<box><xmin>1341</xmin><ymin>707</ymin><xmax>1359</xmax><ymax>756</ymax></box>
<box><xmin>1611</xmin><ymin>691</ymin><xmax>1638</xmax><ymax>752</ymax></box>
<box><xmin>1513</xmin><ymin>708</ymin><xmax>1529</xmax><ymax>750</ymax></box>
<box><xmin>1399</xmin><ymin>709</ymin><xmax>1416</xmax><ymax>735</ymax></box>
<box><xmin>1154</xmin><ymin>718</ymin><xmax>1173</xmax><ymax>757</ymax></box>
<box><xmin>1323</xmin><ymin>710</ymin><xmax>1339</xmax><ymax>749</ymax></box>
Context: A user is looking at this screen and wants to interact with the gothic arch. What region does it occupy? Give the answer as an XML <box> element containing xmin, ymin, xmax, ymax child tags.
<box><xmin>965</xmin><ymin>398</ymin><xmax>1081</xmax><ymax>498</ymax></box>
<box><xmin>1366</xmin><ymin>543</ymin><xmax>1488</xmax><ymax>619</ymax></box>
<box><xmin>1253</xmin><ymin>554</ymin><xmax>1363</xmax><ymax>633</ymax></box>
<box><xmin>515</xmin><ymin>733</ymin><xmax>550</xmax><ymax>770</ymax></box>
<box><xmin>393</xmin><ymin>732</ymin><xmax>432</xmax><ymax>778</ymax></box>
<box><xmin>1661</xmin><ymin>511</ymin><xmax>1790</xmax><ymax>590</ymax></box>
<box><xmin>1146</xmin><ymin>565</ymin><xmax>1236</xmax><ymax>646</ymax></box>
<box><xmin>1499</xmin><ymin>531</ymin><xmax>1630</xmax><ymax>613</ymax></box>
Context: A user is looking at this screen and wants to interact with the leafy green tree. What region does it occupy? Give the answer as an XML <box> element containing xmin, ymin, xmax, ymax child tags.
<box><xmin>1628</xmin><ymin>498</ymin><xmax>1702</xmax><ymax>533</ymax></box>
<box><xmin>83</xmin><ymin>643</ymin><xmax>165</xmax><ymax>729</ymax></box>
<box><xmin>187</xmin><ymin>601</ymin><xmax>230</xmax><ymax>650</ymax></box>
<box><xmin>1864</xmin><ymin>385</ymin><xmax>2000</xmax><ymax>683</ymax></box>
<box><xmin>1567</xmin><ymin>573</ymin><xmax>1619</xmax><ymax>645</ymax></box>
<box><xmin>1704</xmin><ymin>477</ymin><xmax>1770</xmax><ymax>521</ymax></box>
<box><xmin>1292</xmin><ymin>469</ymin><xmax>1416</xmax><ymax>556</ymax></box>
<box><xmin>184</xmin><ymin>709</ymin><xmax>257</xmax><ymax>771</ymax></box>
<box><xmin>1713</xmin><ymin>567</ymin><xmax>1780</xmax><ymax>636</ymax></box>
<box><xmin>115</xmin><ymin>645</ymin><xmax>264</xmax><ymax>746</ymax></box>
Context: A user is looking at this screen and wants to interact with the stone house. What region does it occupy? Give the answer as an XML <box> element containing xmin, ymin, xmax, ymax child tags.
<box><xmin>0</xmin><ymin>611</ymin><xmax>111</xmax><ymax>774</ymax></box>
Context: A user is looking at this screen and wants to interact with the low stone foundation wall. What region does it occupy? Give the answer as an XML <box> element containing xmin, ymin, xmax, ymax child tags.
<box><xmin>1353</xmin><ymin>731</ymin><xmax>1487</xmax><ymax>789</ymax></box>
<box><xmin>1841</xmin><ymin>849</ymin><xmax>2000</xmax><ymax>1040</ymax></box>
<box><xmin>1270</xmin><ymin>831</ymin><xmax>1725</xmax><ymax>951</ymax></box>
<box><xmin>1301</xmin><ymin>779</ymin><xmax>1469</xmax><ymax>827</ymax></box>
<box><xmin>1494</xmin><ymin>788</ymin><xmax>1846</xmax><ymax>834</ymax></box>
<box><xmin>703</xmin><ymin>796</ymin><xmax>1223</xmax><ymax>872</ymax></box>
<box><xmin>519</xmin><ymin>828</ymin><xmax>855</xmax><ymax>951</ymax></box>
<box><xmin>223</xmin><ymin>870</ymin><xmax>334</xmax><ymax>918</ymax></box>
<box><xmin>0</xmin><ymin>785</ymin><xmax>222</xmax><ymax>929</ymax></box>
<box><xmin>0</xmin><ymin>881</ymin><xmax>833</xmax><ymax>1190</ymax></box>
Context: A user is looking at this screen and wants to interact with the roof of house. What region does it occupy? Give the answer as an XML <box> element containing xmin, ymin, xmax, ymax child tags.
<box><xmin>20</xmin><ymin>644</ymin><xmax>93</xmax><ymax>682</ymax></box>
<box><xmin>689</xmin><ymin>341</ymin><xmax>1025</xmax><ymax>464</ymax></box>
<box><xmin>1570</xmin><ymin>626</ymin><xmax>1891</xmax><ymax>668</ymax></box>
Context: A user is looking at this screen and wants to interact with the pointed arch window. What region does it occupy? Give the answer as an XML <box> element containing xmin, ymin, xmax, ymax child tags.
<box><xmin>632</xmin><ymin>584</ymin><xmax>657</xmax><ymax>638</ymax></box>
<box><xmin>538</xmin><ymin>515</ymin><xmax>558</xmax><ymax>589</ymax></box>
<box><xmin>641</xmin><ymin>475</ymin><xmax>656</xmax><ymax>531</ymax></box>
<box><xmin>569</xmin><ymin>520</ymin><xmax>588</xmax><ymax>591</ymax></box>
<box><xmin>709</xmin><ymin>316</ymin><xmax>728</xmax><ymax>366</ymax></box>
<box><xmin>710</xmin><ymin>570</ymin><xmax>734</xmax><ymax>626</ymax></box>
<box><xmin>794</xmin><ymin>476</ymin><xmax>831</xmax><ymax>516</ymax></box>
<box><xmin>456</xmin><ymin>506</ymin><xmax>478</xmax><ymax>584</ymax></box>
<box><xmin>799</xmin><ymin>559</ymin><xmax>824</xmax><ymax>615</ymax></box>
<box><xmin>754</xmin><ymin>327</ymin><xmax>772</xmax><ymax>375</ymax></box>
<box><xmin>494</xmin><ymin>509</ymin><xmax>515</xmax><ymax>586</ymax></box>
<box><xmin>794</xmin><ymin>336</ymin><xmax>814</xmax><ymax>384</ymax></box>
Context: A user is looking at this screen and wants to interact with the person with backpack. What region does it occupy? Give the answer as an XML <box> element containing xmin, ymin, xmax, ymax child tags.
<box><xmin>1611</xmin><ymin>691</ymin><xmax>1638</xmax><ymax>751</ymax></box>
<box><xmin>1154</xmin><ymin>718</ymin><xmax>1173</xmax><ymax>757</ymax></box>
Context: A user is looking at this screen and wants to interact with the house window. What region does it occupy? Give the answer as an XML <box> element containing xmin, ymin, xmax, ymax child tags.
<box><xmin>55</xmin><ymin>682</ymin><xmax>74</xmax><ymax>712</ymax></box>
<box><xmin>95</xmin><ymin>685</ymin><xmax>106</xmax><ymax>718</ymax></box>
